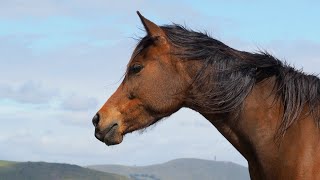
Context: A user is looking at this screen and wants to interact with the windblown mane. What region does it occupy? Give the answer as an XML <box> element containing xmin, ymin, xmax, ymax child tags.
<box><xmin>136</xmin><ymin>24</ymin><xmax>320</xmax><ymax>137</ymax></box>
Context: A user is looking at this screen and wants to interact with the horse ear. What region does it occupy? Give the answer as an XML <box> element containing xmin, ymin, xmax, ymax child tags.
<box><xmin>137</xmin><ymin>11</ymin><xmax>165</xmax><ymax>38</ymax></box>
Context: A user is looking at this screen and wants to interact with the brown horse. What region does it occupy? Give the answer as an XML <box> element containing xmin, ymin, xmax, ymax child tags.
<box><xmin>92</xmin><ymin>12</ymin><xmax>320</xmax><ymax>180</ymax></box>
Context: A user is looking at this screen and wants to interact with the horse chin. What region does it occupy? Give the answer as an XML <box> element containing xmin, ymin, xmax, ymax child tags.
<box><xmin>103</xmin><ymin>131</ymin><xmax>123</xmax><ymax>146</ymax></box>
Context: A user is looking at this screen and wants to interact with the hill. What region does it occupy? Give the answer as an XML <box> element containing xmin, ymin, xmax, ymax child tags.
<box><xmin>88</xmin><ymin>158</ymin><xmax>250</xmax><ymax>180</ymax></box>
<box><xmin>0</xmin><ymin>160</ymin><xmax>128</xmax><ymax>180</ymax></box>
<box><xmin>0</xmin><ymin>160</ymin><xmax>17</xmax><ymax>167</ymax></box>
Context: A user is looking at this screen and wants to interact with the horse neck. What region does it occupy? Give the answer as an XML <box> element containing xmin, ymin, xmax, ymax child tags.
<box><xmin>196</xmin><ymin>77</ymin><xmax>320</xmax><ymax>179</ymax></box>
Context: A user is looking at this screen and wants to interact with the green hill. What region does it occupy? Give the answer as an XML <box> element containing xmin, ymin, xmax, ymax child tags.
<box><xmin>0</xmin><ymin>160</ymin><xmax>17</xmax><ymax>167</ymax></box>
<box><xmin>0</xmin><ymin>161</ymin><xmax>128</xmax><ymax>180</ymax></box>
<box><xmin>88</xmin><ymin>158</ymin><xmax>250</xmax><ymax>180</ymax></box>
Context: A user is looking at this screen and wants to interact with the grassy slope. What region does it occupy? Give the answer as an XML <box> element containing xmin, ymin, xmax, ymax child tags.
<box><xmin>0</xmin><ymin>161</ymin><xmax>16</xmax><ymax>167</ymax></box>
<box><xmin>0</xmin><ymin>161</ymin><xmax>128</xmax><ymax>180</ymax></box>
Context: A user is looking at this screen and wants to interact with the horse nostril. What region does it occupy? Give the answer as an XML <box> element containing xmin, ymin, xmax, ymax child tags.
<box><xmin>92</xmin><ymin>113</ymin><xmax>100</xmax><ymax>127</ymax></box>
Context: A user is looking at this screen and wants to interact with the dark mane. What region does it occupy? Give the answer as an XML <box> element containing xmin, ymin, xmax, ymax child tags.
<box><xmin>136</xmin><ymin>24</ymin><xmax>320</xmax><ymax>137</ymax></box>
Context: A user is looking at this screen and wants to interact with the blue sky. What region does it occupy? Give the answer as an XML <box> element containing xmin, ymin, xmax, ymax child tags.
<box><xmin>0</xmin><ymin>0</ymin><xmax>319</xmax><ymax>166</ymax></box>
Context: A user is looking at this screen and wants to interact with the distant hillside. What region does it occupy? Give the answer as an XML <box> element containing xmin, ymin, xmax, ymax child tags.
<box><xmin>88</xmin><ymin>158</ymin><xmax>250</xmax><ymax>180</ymax></box>
<box><xmin>0</xmin><ymin>160</ymin><xmax>128</xmax><ymax>180</ymax></box>
<box><xmin>0</xmin><ymin>160</ymin><xmax>17</xmax><ymax>167</ymax></box>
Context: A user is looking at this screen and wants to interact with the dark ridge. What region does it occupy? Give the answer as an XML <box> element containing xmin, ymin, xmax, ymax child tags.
<box><xmin>0</xmin><ymin>161</ymin><xmax>127</xmax><ymax>180</ymax></box>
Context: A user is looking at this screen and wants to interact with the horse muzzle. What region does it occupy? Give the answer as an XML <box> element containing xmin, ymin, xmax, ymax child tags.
<box><xmin>92</xmin><ymin>113</ymin><xmax>123</xmax><ymax>146</ymax></box>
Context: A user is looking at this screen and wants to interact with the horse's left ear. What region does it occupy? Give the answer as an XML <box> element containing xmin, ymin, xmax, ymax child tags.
<box><xmin>137</xmin><ymin>11</ymin><xmax>166</xmax><ymax>39</ymax></box>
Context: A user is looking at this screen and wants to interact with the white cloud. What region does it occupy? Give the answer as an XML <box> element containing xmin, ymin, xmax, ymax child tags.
<box><xmin>56</xmin><ymin>109</ymin><xmax>96</xmax><ymax>127</ymax></box>
<box><xmin>60</xmin><ymin>94</ymin><xmax>98</xmax><ymax>111</ymax></box>
<box><xmin>0</xmin><ymin>81</ymin><xmax>59</xmax><ymax>104</ymax></box>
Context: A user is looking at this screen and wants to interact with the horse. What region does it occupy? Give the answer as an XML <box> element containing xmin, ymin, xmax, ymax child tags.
<box><xmin>92</xmin><ymin>12</ymin><xmax>320</xmax><ymax>179</ymax></box>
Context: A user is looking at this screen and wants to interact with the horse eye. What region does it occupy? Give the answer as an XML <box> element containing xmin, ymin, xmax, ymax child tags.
<box><xmin>129</xmin><ymin>64</ymin><xmax>143</xmax><ymax>74</ymax></box>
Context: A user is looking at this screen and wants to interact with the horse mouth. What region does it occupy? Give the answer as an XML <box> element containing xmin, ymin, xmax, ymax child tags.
<box><xmin>103</xmin><ymin>125</ymin><xmax>123</xmax><ymax>146</ymax></box>
<box><xmin>95</xmin><ymin>124</ymin><xmax>123</xmax><ymax>146</ymax></box>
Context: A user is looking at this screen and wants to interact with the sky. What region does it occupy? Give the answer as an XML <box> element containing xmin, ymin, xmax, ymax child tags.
<box><xmin>0</xmin><ymin>0</ymin><xmax>319</xmax><ymax>167</ymax></box>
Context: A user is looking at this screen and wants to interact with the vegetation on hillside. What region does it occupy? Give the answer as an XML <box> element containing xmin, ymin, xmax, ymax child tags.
<box><xmin>0</xmin><ymin>161</ymin><xmax>127</xmax><ymax>180</ymax></box>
